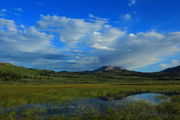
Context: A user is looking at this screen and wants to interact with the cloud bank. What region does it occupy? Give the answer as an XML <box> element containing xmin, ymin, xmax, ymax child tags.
<box><xmin>0</xmin><ymin>15</ymin><xmax>179</xmax><ymax>71</ymax></box>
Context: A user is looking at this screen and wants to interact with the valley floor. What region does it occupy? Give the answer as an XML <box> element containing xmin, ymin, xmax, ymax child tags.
<box><xmin>0</xmin><ymin>83</ymin><xmax>180</xmax><ymax>120</ymax></box>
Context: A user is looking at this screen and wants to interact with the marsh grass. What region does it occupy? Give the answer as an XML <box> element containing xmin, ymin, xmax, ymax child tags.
<box><xmin>0</xmin><ymin>84</ymin><xmax>179</xmax><ymax>107</ymax></box>
<box><xmin>0</xmin><ymin>83</ymin><xmax>179</xmax><ymax>120</ymax></box>
<box><xmin>45</xmin><ymin>97</ymin><xmax>180</xmax><ymax>120</ymax></box>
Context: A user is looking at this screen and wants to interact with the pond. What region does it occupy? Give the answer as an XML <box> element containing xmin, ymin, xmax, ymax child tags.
<box><xmin>0</xmin><ymin>93</ymin><xmax>170</xmax><ymax>119</ymax></box>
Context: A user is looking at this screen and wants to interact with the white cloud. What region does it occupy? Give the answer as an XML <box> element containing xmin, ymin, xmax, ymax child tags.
<box><xmin>37</xmin><ymin>15</ymin><xmax>105</xmax><ymax>45</ymax></box>
<box><xmin>0</xmin><ymin>18</ymin><xmax>17</xmax><ymax>31</ymax></box>
<box><xmin>128</xmin><ymin>0</ymin><xmax>137</xmax><ymax>7</ymax></box>
<box><xmin>160</xmin><ymin>64</ymin><xmax>169</xmax><ymax>69</ymax></box>
<box><xmin>122</xmin><ymin>13</ymin><xmax>132</xmax><ymax>20</ymax></box>
<box><xmin>36</xmin><ymin>15</ymin><xmax>180</xmax><ymax>70</ymax></box>
<box><xmin>85</xmin><ymin>31</ymin><xmax>180</xmax><ymax>70</ymax></box>
<box><xmin>0</xmin><ymin>18</ymin><xmax>64</xmax><ymax>69</ymax></box>
<box><xmin>0</xmin><ymin>18</ymin><xmax>54</xmax><ymax>52</ymax></box>
<box><xmin>160</xmin><ymin>59</ymin><xmax>180</xmax><ymax>69</ymax></box>
<box><xmin>0</xmin><ymin>15</ymin><xmax>180</xmax><ymax>71</ymax></box>
<box><xmin>103</xmin><ymin>31</ymin><xmax>179</xmax><ymax>69</ymax></box>
<box><xmin>129</xmin><ymin>33</ymin><xmax>136</xmax><ymax>38</ymax></box>
<box><xmin>0</xmin><ymin>9</ymin><xmax>7</xmax><ymax>16</ymax></box>
<box><xmin>91</xmin><ymin>44</ymin><xmax>115</xmax><ymax>51</ymax></box>
<box><xmin>37</xmin><ymin>15</ymin><xmax>124</xmax><ymax>50</ymax></box>
<box><xmin>172</xmin><ymin>60</ymin><xmax>180</xmax><ymax>66</ymax></box>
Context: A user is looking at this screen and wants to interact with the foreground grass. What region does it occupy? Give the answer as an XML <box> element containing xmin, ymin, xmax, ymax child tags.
<box><xmin>0</xmin><ymin>83</ymin><xmax>180</xmax><ymax>120</ymax></box>
<box><xmin>0</xmin><ymin>83</ymin><xmax>179</xmax><ymax>107</ymax></box>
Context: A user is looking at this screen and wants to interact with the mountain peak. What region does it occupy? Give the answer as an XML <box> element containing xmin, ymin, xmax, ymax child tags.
<box><xmin>93</xmin><ymin>65</ymin><xmax>125</xmax><ymax>72</ymax></box>
<box><xmin>105</xmin><ymin>65</ymin><xmax>113</xmax><ymax>71</ymax></box>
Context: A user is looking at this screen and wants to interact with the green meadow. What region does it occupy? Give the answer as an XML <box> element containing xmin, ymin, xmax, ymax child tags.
<box><xmin>0</xmin><ymin>63</ymin><xmax>180</xmax><ymax>119</ymax></box>
<box><xmin>0</xmin><ymin>83</ymin><xmax>180</xmax><ymax>120</ymax></box>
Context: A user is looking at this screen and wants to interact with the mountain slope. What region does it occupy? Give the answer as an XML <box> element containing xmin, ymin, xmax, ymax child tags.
<box><xmin>0</xmin><ymin>63</ymin><xmax>179</xmax><ymax>84</ymax></box>
<box><xmin>91</xmin><ymin>65</ymin><xmax>180</xmax><ymax>81</ymax></box>
<box><xmin>162</xmin><ymin>66</ymin><xmax>180</xmax><ymax>73</ymax></box>
<box><xmin>0</xmin><ymin>63</ymin><xmax>39</xmax><ymax>76</ymax></box>
<box><xmin>0</xmin><ymin>63</ymin><xmax>54</xmax><ymax>82</ymax></box>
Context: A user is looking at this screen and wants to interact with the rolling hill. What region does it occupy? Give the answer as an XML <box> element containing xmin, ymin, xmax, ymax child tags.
<box><xmin>0</xmin><ymin>63</ymin><xmax>179</xmax><ymax>84</ymax></box>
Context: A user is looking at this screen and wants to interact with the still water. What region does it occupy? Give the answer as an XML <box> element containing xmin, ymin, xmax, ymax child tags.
<box><xmin>1</xmin><ymin>93</ymin><xmax>170</xmax><ymax>118</ymax></box>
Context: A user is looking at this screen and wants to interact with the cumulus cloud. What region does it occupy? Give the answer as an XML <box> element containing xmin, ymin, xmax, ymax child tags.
<box><xmin>0</xmin><ymin>18</ymin><xmax>54</xmax><ymax>52</ymax></box>
<box><xmin>37</xmin><ymin>15</ymin><xmax>109</xmax><ymax>45</ymax></box>
<box><xmin>37</xmin><ymin>15</ymin><xmax>124</xmax><ymax>50</ymax></box>
<box><xmin>97</xmin><ymin>31</ymin><xmax>180</xmax><ymax>69</ymax></box>
<box><xmin>0</xmin><ymin>18</ymin><xmax>69</xmax><ymax>70</ymax></box>
<box><xmin>0</xmin><ymin>15</ymin><xmax>180</xmax><ymax>71</ymax></box>
<box><xmin>36</xmin><ymin>15</ymin><xmax>180</xmax><ymax>70</ymax></box>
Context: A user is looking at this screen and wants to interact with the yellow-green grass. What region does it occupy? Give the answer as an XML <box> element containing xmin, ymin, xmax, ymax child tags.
<box><xmin>0</xmin><ymin>83</ymin><xmax>180</xmax><ymax>107</ymax></box>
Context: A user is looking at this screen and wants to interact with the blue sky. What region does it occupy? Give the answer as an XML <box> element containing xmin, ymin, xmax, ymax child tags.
<box><xmin>0</xmin><ymin>0</ymin><xmax>179</xmax><ymax>72</ymax></box>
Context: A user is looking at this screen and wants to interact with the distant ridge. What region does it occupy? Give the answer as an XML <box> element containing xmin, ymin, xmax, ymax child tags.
<box><xmin>162</xmin><ymin>66</ymin><xmax>180</xmax><ymax>73</ymax></box>
<box><xmin>0</xmin><ymin>62</ymin><xmax>179</xmax><ymax>84</ymax></box>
